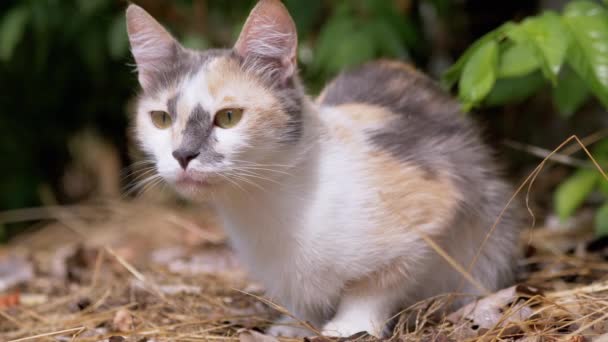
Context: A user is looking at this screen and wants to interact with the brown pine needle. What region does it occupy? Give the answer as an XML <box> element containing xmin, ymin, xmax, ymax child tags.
<box><xmin>8</xmin><ymin>327</ymin><xmax>85</xmax><ymax>342</ymax></box>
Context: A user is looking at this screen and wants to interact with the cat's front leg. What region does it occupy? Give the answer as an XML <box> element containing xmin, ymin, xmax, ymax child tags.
<box><xmin>321</xmin><ymin>282</ymin><xmax>403</xmax><ymax>338</ymax></box>
<box><xmin>267</xmin><ymin>315</ymin><xmax>317</xmax><ymax>338</ymax></box>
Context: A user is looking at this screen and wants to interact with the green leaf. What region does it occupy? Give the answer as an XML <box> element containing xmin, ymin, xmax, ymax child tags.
<box><xmin>107</xmin><ymin>13</ymin><xmax>128</xmax><ymax>60</ymax></box>
<box><xmin>553</xmin><ymin>67</ymin><xmax>590</xmax><ymax>117</ymax></box>
<box><xmin>442</xmin><ymin>23</ymin><xmax>512</xmax><ymax>89</ymax></box>
<box><xmin>506</xmin><ymin>12</ymin><xmax>568</xmax><ymax>84</ymax></box>
<box><xmin>458</xmin><ymin>40</ymin><xmax>499</xmax><ymax>111</ymax></box>
<box><xmin>554</xmin><ymin>168</ymin><xmax>599</xmax><ymax>221</ymax></box>
<box><xmin>485</xmin><ymin>72</ymin><xmax>546</xmax><ymax>106</ymax></box>
<box><xmin>498</xmin><ymin>43</ymin><xmax>540</xmax><ymax>78</ymax></box>
<box><xmin>599</xmin><ymin>179</ymin><xmax>608</xmax><ymax>197</ymax></box>
<box><xmin>595</xmin><ymin>141</ymin><xmax>608</xmax><ymax>195</ymax></box>
<box><xmin>563</xmin><ymin>1</ymin><xmax>608</xmax><ymax>108</ymax></box>
<box><xmin>595</xmin><ymin>202</ymin><xmax>608</xmax><ymax>236</ymax></box>
<box><xmin>0</xmin><ymin>6</ymin><xmax>29</xmax><ymax>61</ymax></box>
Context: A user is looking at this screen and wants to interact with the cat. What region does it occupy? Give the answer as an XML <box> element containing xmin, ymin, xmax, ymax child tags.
<box><xmin>126</xmin><ymin>0</ymin><xmax>522</xmax><ymax>338</ymax></box>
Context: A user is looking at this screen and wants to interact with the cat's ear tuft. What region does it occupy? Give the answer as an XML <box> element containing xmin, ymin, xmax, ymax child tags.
<box><xmin>126</xmin><ymin>4</ymin><xmax>180</xmax><ymax>89</ymax></box>
<box><xmin>234</xmin><ymin>0</ymin><xmax>298</xmax><ymax>83</ymax></box>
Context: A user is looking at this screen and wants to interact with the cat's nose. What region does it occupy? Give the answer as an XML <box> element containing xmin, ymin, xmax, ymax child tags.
<box><xmin>172</xmin><ymin>149</ymin><xmax>200</xmax><ymax>170</ymax></box>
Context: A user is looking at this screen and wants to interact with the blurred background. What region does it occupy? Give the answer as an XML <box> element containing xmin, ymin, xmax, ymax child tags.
<box><xmin>1</xmin><ymin>0</ymin><xmax>606</xmax><ymax>241</ymax></box>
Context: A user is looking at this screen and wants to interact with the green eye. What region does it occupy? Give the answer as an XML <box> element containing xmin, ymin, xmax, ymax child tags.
<box><xmin>214</xmin><ymin>108</ymin><xmax>243</xmax><ymax>129</ymax></box>
<box><xmin>150</xmin><ymin>111</ymin><xmax>172</xmax><ymax>129</ymax></box>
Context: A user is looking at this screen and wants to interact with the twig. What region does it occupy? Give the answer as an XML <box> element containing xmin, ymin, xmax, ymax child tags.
<box><xmin>504</xmin><ymin>140</ymin><xmax>590</xmax><ymax>168</ymax></box>
<box><xmin>548</xmin><ymin>280</ymin><xmax>608</xmax><ymax>299</ymax></box>
<box><xmin>232</xmin><ymin>288</ymin><xmax>321</xmax><ymax>336</ymax></box>
<box><xmin>8</xmin><ymin>327</ymin><xmax>85</xmax><ymax>342</ymax></box>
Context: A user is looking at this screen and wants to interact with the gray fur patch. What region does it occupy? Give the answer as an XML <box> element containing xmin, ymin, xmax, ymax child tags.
<box><xmin>144</xmin><ymin>48</ymin><xmax>233</xmax><ymax>95</ymax></box>
<box><xmin>271</xmin><ymin>77</ymin><xmax>304</xmax><ymax>144</ymax></box>
<box><xmin>320</xmin><ymin>61</ymin><xmax>471</xmax><ymax>175</ymax></box>
<box><xmin>167</xmin><ymin>94</ymin><xmax>179</xmax><ymax>119</ymax></box>
<box><xmin>179</xmin><ymin>104</ymin><xmax>223</xmax><ymax>164</ymax></box>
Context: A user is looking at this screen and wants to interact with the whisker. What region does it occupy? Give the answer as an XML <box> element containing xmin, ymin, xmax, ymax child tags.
<box><xmin>124</xmin><ymin>174</ymin><xmax>162</xmax><ymax>197</ymax></box>
<box><xmin>231</xmin><ymin>166</ymin><xmax>291</xmax><ymax>176</ymax></box>
<box><xmin>138</xmin><ymin>176</ymin><xmax>165</xmax><ymax>198</ymax></box>
<box><xmin>217</xmin><ymin>173</ymin><xmax>251</xmax><ymax>198</ymax></box>
<box><xmin>230</xmin><ymin>170</ymin><xmax>282</xmax><ymax>185</ymax></box>
<box><xmin>225</xmin><ymin>172</ymin><xmax>266</xmax><ymax>193</ymax></box>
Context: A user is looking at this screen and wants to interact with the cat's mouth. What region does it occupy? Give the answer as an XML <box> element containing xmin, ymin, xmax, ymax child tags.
<box><xmin>174</xmin><ymin>171</ymin><xmax>214</xmax><ymax>188</ymax></box>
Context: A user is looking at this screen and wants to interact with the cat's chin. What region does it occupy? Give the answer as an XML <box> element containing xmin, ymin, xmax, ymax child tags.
<box><xmin>171</xmin><ymin>173</ymin><xmax>218</xmax><ymax>198</ymax></box>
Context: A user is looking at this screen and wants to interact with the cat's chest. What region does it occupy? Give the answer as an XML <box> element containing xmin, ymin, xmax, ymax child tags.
<box><xmin>216</xmin><ymin>199</ymin><xmax>345</xmax><ymax>310</ymax></box>
<box><xmin>214</xmin><ymin>170</ymin><xmax>362</xmax><ymax>294</ymax></box>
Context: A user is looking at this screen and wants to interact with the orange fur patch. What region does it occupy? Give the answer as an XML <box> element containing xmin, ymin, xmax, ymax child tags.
<box><xmin>331</xmin><ymin>103</ymin><xmax>395</xmax><ymax>126</ymax></box>
<box><xmin>367</xmin><ymin>150</ymin><xmax>458</xmax><ymax>230</ymax></box>
<box><xmin>377</xmin><ymin>59</ymin><xmax>420</xmax><ymax>75</ymax></box>
<box><xmin>338</xmin><ymin>151</ymin><xmax>460</xmax><ymax>293</ymax></box>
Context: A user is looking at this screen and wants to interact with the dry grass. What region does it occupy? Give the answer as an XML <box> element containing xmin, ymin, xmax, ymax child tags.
<box><xmin>1</xmin><ymin>198</ymin><xmax>607</xmax><ymax>342</ymax></box>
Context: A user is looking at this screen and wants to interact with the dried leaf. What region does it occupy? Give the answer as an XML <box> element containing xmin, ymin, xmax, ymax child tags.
<box><xmin>0</xmin><ymin>289</ymin><xmax>20</xmax><ymax>308</ymax></box>
<box><xmin>447</xmin><ymin>286</ymin><xmax>537</xmax><ymax>339</ymax></box>
<box><xmin>113</xmin><ymin>309</ymin><xmax>133</xmax><ymax>333</ymax></box>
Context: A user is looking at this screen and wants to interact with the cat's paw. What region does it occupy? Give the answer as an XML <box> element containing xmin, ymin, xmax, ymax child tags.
<box><xmin>267</xmin><ymin>319</ymin><xmax>314</xmax><ymax>338</ymax></box>
<box><xmin>321</xmin><ymin>320</ymin><xmax>369</xmax><ymax>338</ymax></box>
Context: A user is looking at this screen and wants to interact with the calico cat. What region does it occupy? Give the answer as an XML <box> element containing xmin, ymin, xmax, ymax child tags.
<box><xmin>126</xmin><ymin>0</ymin><xmax>521</xmax><ymax>337</ymax></box>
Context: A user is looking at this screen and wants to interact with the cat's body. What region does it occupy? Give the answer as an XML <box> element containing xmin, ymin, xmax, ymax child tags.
<box><xmin>126</xmin><ymin>0</ymin><xmax>521</xmax><ymax>337</ymax></box>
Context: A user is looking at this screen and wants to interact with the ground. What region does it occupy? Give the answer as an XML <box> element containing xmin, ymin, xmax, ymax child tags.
<box><xmin>1</xmin><ymin>197</ymin><xmax>608</xmax><ymax>341</ymax></box>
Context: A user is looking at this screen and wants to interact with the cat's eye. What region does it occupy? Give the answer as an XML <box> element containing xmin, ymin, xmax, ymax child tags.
<box><xmin>214</xmin><ymin>108</ymin><xmax>243</xmax><ymax>129</ymax></box>
<box><xmin>150</xmin><ymin>111</ymin><xmax>172</xmax><ymax>129</ymax></box>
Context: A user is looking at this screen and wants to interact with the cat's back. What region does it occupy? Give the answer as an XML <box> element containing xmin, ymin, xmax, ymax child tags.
<box><xmin>316</xmin><ymin>59</ymin><xmax>482</xmax><ymax>177</ymax></box>
<box><xmin>318</xmin><ymin>59</ymin><xmax>460</xmax><ymax>121</ymax></box>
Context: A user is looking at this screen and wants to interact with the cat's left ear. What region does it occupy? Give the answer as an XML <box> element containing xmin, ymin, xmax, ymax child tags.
<box><xmin>234</xmin><ymin>0</ymin><xmax>297</xmax><ymax>83</ymax></box>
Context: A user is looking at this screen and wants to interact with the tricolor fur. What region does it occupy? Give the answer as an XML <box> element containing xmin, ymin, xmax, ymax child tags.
<box><xmin>127</xmin><ymin>0</ymin><xmax>521</xmax><ymax>337</ymax></box>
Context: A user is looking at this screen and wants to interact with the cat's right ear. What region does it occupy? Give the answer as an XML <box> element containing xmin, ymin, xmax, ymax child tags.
<box><xmin>126</xmin><ymin>5</ymin><xmax>180</xmax><ymax>90</ymax></box>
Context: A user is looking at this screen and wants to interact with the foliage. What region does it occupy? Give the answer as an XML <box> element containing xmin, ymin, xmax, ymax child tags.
<box><xmin>443</xmin><ymin>0</ymin><xmax>608</xmax><ymax>235</ymax></box>
<box><xmin>553</xmin><ymin>141</ymin><xmax>608</xmax><ymax>236</ymax></box>
<box><xmin>443</xmin><ymin>1</ymin><xmax>608</xmax><ymax>115</ymax></box>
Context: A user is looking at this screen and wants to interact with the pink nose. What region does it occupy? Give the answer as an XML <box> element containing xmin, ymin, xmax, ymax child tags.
<box><xmin>172</xmin><ymin>149</ymin><xmax>200</xmax><ymax>170</ymax></box>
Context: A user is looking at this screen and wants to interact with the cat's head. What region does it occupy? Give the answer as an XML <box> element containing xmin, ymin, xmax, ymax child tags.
<box><xmin>126</xmin><ymin>0</ymin><xmax>304</xmax><ymax>198</ymax></box>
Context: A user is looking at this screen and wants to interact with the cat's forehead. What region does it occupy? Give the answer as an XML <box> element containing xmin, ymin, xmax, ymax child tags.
<box><xmin>144</xmin><ymin>48</ymin><xmax>237</xmax><ymax>96</ymax></box>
